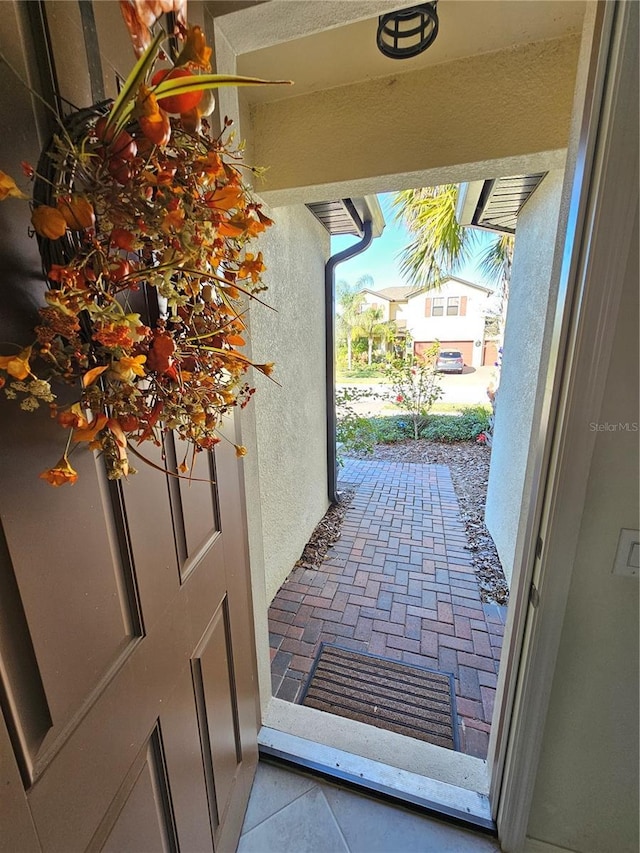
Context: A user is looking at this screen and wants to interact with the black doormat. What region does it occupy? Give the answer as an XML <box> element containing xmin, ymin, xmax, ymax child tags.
<box><xmin>300</xmin><ymin>644</ymin><xmax>459</xmax><ymax>751</ymax></box>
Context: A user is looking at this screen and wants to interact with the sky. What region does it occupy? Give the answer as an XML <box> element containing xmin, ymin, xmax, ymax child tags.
<box><xmin>330</xmin><ymin>192</ymin><xmax>497</xmax><ymax>293</ymax></box>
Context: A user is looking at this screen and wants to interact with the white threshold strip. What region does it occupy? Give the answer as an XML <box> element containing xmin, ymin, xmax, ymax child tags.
<box><xmin>258</xmin><ymin>726</ymin><xmax>495</xmax><ymax>833</ymax></box>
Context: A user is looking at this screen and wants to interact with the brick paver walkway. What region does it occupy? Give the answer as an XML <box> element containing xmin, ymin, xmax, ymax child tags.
<box><xmin>268</xmin><ymin>457</ymin><xmax>507</xmax><ymax>758</ymax></box>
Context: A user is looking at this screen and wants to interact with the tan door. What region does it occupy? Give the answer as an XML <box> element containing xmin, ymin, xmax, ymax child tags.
<box><xmin>0</xmin><ymin>3</ymin><xmax>259</xmax><ymax>851</ymax></box>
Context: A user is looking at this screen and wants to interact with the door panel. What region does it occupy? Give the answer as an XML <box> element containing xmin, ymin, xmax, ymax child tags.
<box><xmin>193</xmin><ymin>600</ymin><xmax>243</xmax><ymax>834</ymax></box>
<box><xmin>92</xmin><ymin>726</ymin><xmax>178</xmax><ymax>853</ymax></box>
<box><xmin>0</xmin><ymin>3</ymin><xmax>260</xmax><ymax>850</ymax></box>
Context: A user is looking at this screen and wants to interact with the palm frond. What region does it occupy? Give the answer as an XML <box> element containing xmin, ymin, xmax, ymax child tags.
<box><xmin>478</xmin><ymin>234</ymin><xmax>514</xmax><ymax>288</ymax></box>
<box><xmin>393</xmin><ymin>185</ymin><xmax>477</xmax><ymax>289</ymax></box>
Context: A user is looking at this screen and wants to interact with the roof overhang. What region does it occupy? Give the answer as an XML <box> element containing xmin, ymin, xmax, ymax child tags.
<box><xmin>306</xmin><ymin>194</ymin><xmax>385</xmax><ymax>238</ymax></box>
<box><xmin>457</xmin><ymin>174</ymin><xmax>547</xmax><ymax>234</ymax></box>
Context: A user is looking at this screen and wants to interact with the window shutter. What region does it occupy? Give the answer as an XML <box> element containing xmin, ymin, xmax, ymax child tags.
<box><xmin>425</xmin><ymin>298</ymin><xmax>432</xmax><ymax>317</ymax></box>
<box><xmin>460</xmin><ymin>296</ymin><xmax>467</xmax><ymax>316</ymax></box>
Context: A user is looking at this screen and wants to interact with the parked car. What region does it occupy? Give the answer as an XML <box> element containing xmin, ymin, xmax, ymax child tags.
<box><xmin>436</xmin><ymin>350</ymin><xmax>464</xmax><ymax>374</ymax></box>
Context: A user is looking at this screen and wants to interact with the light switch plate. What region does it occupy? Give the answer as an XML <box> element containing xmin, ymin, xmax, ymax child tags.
<box><xmin>613</xmin><ymin>528</ymin><xmax>640</xmax><ymax>577</ymax></box>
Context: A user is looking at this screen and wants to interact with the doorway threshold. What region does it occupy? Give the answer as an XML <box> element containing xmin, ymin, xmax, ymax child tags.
<box><xmin>260</xmin><ymin>698</ymin><xmax>494</xmax><ymax>832</ymax></box>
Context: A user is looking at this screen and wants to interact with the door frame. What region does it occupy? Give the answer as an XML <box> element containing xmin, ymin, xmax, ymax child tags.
<box><xmin>208</xmin><ymin>0</ymin><xmax>637</xmax><ymax>846</ymax></box>
<box><xmin>493</xmin><ymin>2</ymin><xmax>638</xmax><ymax>848</ymax></box>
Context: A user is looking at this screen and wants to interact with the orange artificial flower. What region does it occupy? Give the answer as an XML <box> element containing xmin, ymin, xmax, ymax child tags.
<box><xmin>73</xmin><ymin>413</ymin><xmax>109</xmax><ymax>443</ymax></box>
<box><xmin>226</xmin><ymin>334</ymin><xmax>246</xmax><ymax>346</ymax></box>
<box><xmin>57</xmin><ymin>195</ymin><xmax>95</xmax><ymax>230</ymax></box>
<box><xmin>256</xmin><ymin>208</ymin><xmax>274</xmax><ymax>228</ymax></box>
<box><xmin>107</xmin><ymin>418</ymin><xmax>131</xmax><ymax>476</ymax></box>
<box><xmin>198</xmin><ymin>151</ymin><xmax>225</xmax><ymax>179</ymax></box>
<box><xmin>82</xmin><ymin>365</ymin><xmax>109</xmax><ymax>387</ymax></box>
<box><xmin>139</xmin><ymin>111</ymin><xmax>172</xmax><ymax>146</ymax></box>
<box><xmin>57</xmin><ymin>404</ymin><xmax>86</xmax><ymax>429</ymax></box>
<box><xmin>238</xmin><ymin>251</ymin><xmax>265</xmax><ymax>283</ymax></box>
<box><xmin>110</xmin><ymin>228</ymin><xmax>136</xmax><ymax>250</ymax></box>
<box><xmin>0</xmin><ymin>347</ymin><xmax>32</xmax><ymax>380</ymax></box>
<box><xmin>39</xmin><ymin>455</ymin><xmax>78</xmax><ymax>487</ymax></box>
<box><xmin>112</xmin><ymin>354</ymin><xmax>146</xmax><ymax>382</ymax></box>
<box><xmin>235</xmin><ymin>444</ymin><xmax>247</xmax><ymax>457</ymax></box>
<box><xmin>136</xmin><ymin>85</ymin><xmax>172</xmax><ymax>146</ymax></box>
<box><xmin>136</xmin><ymin>83</ymin><xmax>161</xmax><ymax>118</ymax></box>
<box><xmin>204</xmin><ymin>185</ymin><xmax>245</xmax><ymax>212</ymax></box>
<box><xmin>31</xmin><ymin>205</ymin><xmax>67</xmax><ymax>240</ymax></box>
<box><xmin>217</xmin><ymin>214</ymin><xmax>246</xmax><ymax>238</ymax></box>
<box><xmin>47</xmin><ymin>263</ymin><xmax>89</xmax><ymax>289</ymax></box>
<box><xmin>0</xmin><ymin>170</ymin><xmax>28</xmax><ymax>200</ymax></box>
<box><xmin>176</xmin><ymin>25</ymin><xmax>212</xmax><ymax>70</ymax></box>
<box><xmin>254</xmin><ymin>362</ymin><xmax>275</xmax><ymax>377</ymax></box>
<box><xmin>161</xmin><ymin>208</ymin><xmax>185</xmax><ymax>234</ymax></box>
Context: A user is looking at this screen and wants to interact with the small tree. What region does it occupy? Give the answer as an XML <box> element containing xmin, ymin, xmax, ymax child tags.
<box><xmin>353</xmin><ymin>306</ymin><xmax>386</xmax><ymax>365</ymax></box>
<box><xmin>385</xmin><ymin>343</ymin><xmax>443</xmax><ymax>440</ymax></box>
<box><xmin>336</xmin><ymin>278</ymin><xmax>367</xmax><ymax>371</ymax></box>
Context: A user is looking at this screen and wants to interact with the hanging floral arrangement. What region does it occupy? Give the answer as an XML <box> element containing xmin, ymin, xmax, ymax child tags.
<box><xmin>0</xmin><ymin>11</ymin><xmax>289</xmax><ymax>486</ymax></box>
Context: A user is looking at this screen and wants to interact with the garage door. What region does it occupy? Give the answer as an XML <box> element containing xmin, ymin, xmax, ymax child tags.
<box><xmin>483</xmin><ymin>340</ymin><xmax>499</xmax><ymax>366</ymax></box>
<box><xmin>415</xmin><ymin>340</ymin><xmax>474</xmax><ymax>364</ymax></box>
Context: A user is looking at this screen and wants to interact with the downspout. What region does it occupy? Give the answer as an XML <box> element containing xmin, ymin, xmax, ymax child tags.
<box><xmin>325</xmin><ymin>214</ymin><xmax>374</xmax><ymax>503</ymax></box>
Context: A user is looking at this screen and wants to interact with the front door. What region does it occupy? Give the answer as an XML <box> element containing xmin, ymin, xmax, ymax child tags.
<box><xmin>0</xmin><ymin>3</ymin><xmax>260</xmax><ymax>850</ymax></box>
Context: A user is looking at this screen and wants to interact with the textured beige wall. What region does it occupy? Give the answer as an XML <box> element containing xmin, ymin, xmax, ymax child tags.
<box><xmin>245</xmin><ymin>205</ymin><xmax>330</xmax><ymax>606</ymax></box>
<box><xmin>526</xmin><ymin>209</ymin><xmax>639</xmax><ymax>852</ymax></box>
<box><xmin>251</xmin><ymin>35</ymin><xmax>580</xmax><ymax>199</ymax></box>
<box><xmin>485</xmin><ymin>169</ymin><xmax>566</xmax><ymax>584</ymax></box>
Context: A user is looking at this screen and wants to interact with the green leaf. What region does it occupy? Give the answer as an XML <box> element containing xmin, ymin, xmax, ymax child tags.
<box><xmin>107</xmin><ymin>29</ymin><xmax>165</xmax><ymax>133</ymax></box>
<box><xmin>152</xmin><ymin>73</ymin><xmax>292</xmax><ymax>99</ymax></box>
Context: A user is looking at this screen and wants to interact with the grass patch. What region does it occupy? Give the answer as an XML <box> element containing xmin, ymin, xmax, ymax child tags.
<box><xmin>336</xmin><ymin>366</ymin><xmax>390</xmax><ymax>382</ymax></box>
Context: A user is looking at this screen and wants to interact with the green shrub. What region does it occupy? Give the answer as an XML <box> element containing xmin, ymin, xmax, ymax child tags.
<box><xmin>369</xmin><ymin>416</ymin><xmax>413</xmax><ymax>443</ymax></box>
<box><xmin>338</xmin><ymin>405</ymin><xmax>491</xmax><ymax>453</ymax></box>
<box><xmin>336</xmin><ymin>386</ymin><xmax>379</xmax><ymax>460</ymax></box>
<box><xmin>419</xmin><ymin>406</ymin><xmax>490</xmax><ymax>442</ymax></box>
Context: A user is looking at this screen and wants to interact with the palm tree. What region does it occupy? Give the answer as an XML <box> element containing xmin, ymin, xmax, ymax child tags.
<box><xmin>393</xmin><ymin>185</ymin><xmax>514</xmax><ymax>339</ymax></box>
<box><xmin>336</xmin><ymin>279</ymin><xmax>365</xmax><ymax>371</ymax></box>
<box><xmin>393</xmin><ymin>185</ymin><xmax>478</xmax><ymax>288</ymax></box>
<box><xmin>353</xmin><ymin>305</ymin><xmax>386</xmax><ymax>365</ymax></box>
<box><xmin>478</xmin><ymin>234</ymin><xmax>514</xmax><ymax>339</ymax></box>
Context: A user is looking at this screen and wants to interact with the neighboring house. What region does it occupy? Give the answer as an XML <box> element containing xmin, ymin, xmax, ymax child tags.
<box><xmin>404</xmin><ymin>277</ymin><xmax>492</xmax><ymax>368</ymax></box>
<box><xmin>358</xmin><ymin>285</ymin><xmax>414</xmax><ymax>355</ymax></box>
<box><xmin>359</xmin><ymin>285</ymin><xmax>414</xmax><ymax>323</ymax></box>
<box><xmin>360</xmin><ymin>278</ymin><xmax>492</xmax><ymax>367</ymax></box>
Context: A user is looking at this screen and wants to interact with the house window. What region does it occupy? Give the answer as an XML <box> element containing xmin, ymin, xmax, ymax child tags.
<box><xmin>447</xmin><ymin>296</ymin><xmax>460</xmax><ymax>316</ymax></box>
<box><xmin>432</xmin><ymin>298</ymin><xmax>444</xmax><ymax>316</ymax></box>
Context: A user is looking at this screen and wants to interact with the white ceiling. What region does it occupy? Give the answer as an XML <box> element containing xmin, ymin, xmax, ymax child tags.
<box><xmin>233</xmin><ymin>1</ymin><xmax>586</xmax><ymax>105</ymax></box>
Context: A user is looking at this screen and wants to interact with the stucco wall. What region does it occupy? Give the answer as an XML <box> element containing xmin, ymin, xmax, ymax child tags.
<box><xmin>485</xmin><ymin>170</ymin><xmax>565</xmax><ymax>584</ymax></box>
<box><xmin>244</xmin><ymin>204</ymin><xmax>330</xmax><ymax>606</ymax></box>
<box><xmin>251</xmin><ymin>35</ymin><xmax>580</xmax><ymax>201</ymax></box>
<box><xmin>526</xmin><ymin>209</ymin><xmax>639</xmax><ymax>853</ymax></box>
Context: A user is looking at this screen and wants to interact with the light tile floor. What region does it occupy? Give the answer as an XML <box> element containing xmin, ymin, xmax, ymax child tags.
<box><xmin>239</xmin><ymin>762</ymin><xmax>502</xmax><ymax>853</ymax></box>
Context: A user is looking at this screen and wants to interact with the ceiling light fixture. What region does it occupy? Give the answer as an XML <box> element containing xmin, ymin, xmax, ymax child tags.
<box><xmin>376</xmin><ymin>2</ymin><xmax>439</xmax><ymax>59</ymax></box>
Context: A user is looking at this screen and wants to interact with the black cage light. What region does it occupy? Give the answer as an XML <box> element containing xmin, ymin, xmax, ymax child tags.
<box><xmin>376</xmin><ymin>2</ymin><xmax>439</xmax><ymax>59</ymax></box>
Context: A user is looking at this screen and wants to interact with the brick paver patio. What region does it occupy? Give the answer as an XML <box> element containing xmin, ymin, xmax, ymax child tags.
<box><xmin>268</xmin><ymin>457</ymin><xmax>507</xmax><ymax>759</ymax></box>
